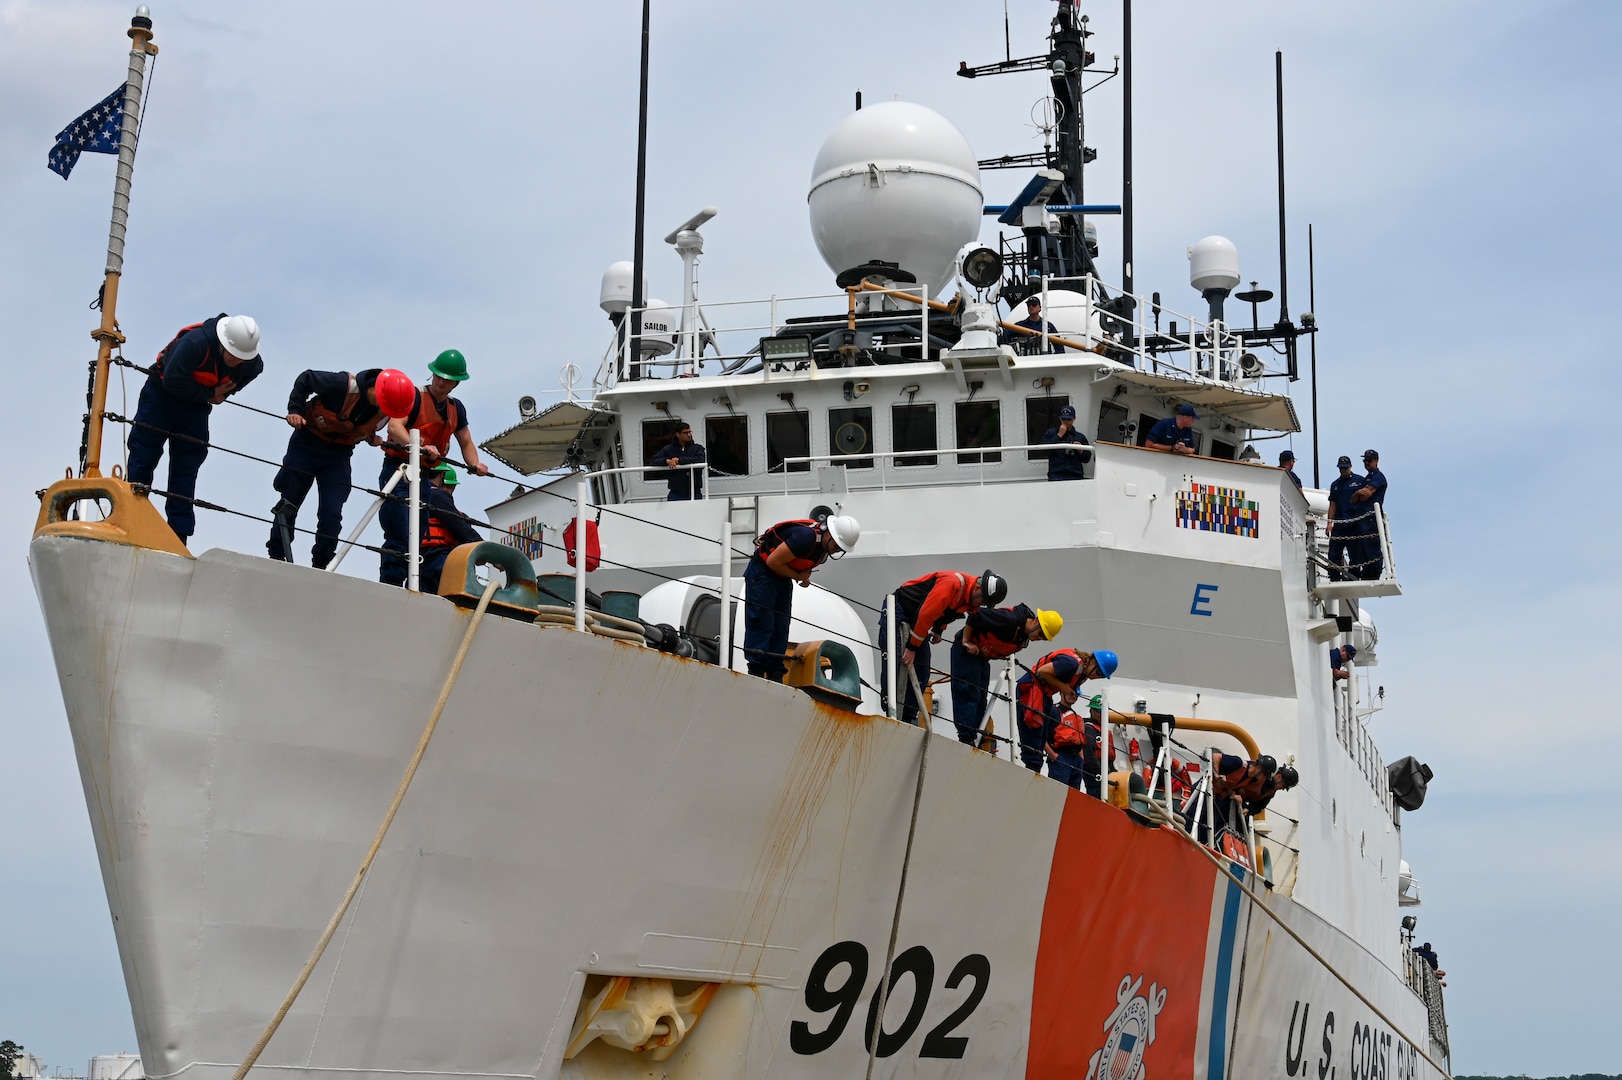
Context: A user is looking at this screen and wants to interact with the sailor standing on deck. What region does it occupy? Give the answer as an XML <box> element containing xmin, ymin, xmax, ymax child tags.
<box><xmin>378</xmin><ymin>350</ymin><xmax>490</xmax><ymax>587</ymax></box>
<box><xmin>1040</xmin><ymin>405</ymin><xmax>1091</xmax><ymax>481</ymax></box>
<box><xmin>879</xmin><ymin>570</ymin><xmax>1006</xmax><ymax>726</ymax></box>
<box><xmin>1144</xmin><ymin>404</ymin><xmax>1199</xmax><ymax>455</ymax></box>
<box><xmin>949</xmin><ymin>604</ymin><xmax>1058</xmax><ymax>745</ymax></box>
<box><xmin>1326</xmin><ymin>455</ymin><xmax>1366</xmax><ymax>581</ymax></box>
<box><xmin>1352</xmin><ymin>449</ymin><xmax>1388</xmax><ymax>579</ymax></box>
<box><xmin>1279</xmin><ymin>449</ymin><xmax>1303</xmax><ymax>489</ymax></box>
<box><xmin>1001</xmin><ymin>296</ymin><xmax>1065</xmax><ymax>354</ymax></box>
<box><xmin>1014</xmin><ymin>648</ymin><xmax>1118</xmax><ymax>774</ymax></box>
<box><xmin>653</xmin><ymin>422</ymin><xmax>705</xmax><ymax>501</ymax></box>
<box><xmin>125</xmin><ymin>314</ymin><xmax>264</xmax><ymax>543</ymax></box>
<box><xmin>269</xmin><ymin>367</ymin><xmax>415</xmax><ymax>568</ymax></box>
<box><xmin>743</xmin><ymin>515</ymin><xmax>860</xmax><ymax>682</ymax></box>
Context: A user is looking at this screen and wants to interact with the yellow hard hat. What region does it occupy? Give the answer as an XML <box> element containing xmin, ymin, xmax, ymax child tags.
<box><xmin>1037</xmin><ymin>609</ymin><xmax>1063</xmax><ymax>641</ymax></box>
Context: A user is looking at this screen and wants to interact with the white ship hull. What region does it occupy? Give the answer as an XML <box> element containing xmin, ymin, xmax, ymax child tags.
<box><xmin>31</xmin><ymin>533</ymin><xmax>1445</xmax><ymax>1080</ymax></box>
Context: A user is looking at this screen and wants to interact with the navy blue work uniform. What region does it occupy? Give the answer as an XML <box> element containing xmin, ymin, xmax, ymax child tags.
<box><xmin>1145</xmin><ymin>416</ymin><xmax>1196</xmax><ymax>453</ymax></box>
<box><xmin>268</xmin><ymin>369</ymin><xmax>386</xmax><ymax>568</ymax></box>
<box><xmin>1001</xmin><ymin>313</ymin><xmax>1066</xmax><ymax>354</ymax></box>
<box><xmin>125</xmin><ymin>315</ymin><xmax>264</xmax><ymax>541</ymax></box>
<box><xmin>743</xmin><ymin>522</ymin><xmax>825</xmax><ymax>681</ymax></box>
<box><xmin>949</xmin><ymin>603</ymin><xmax>1034</xmax><ymax>744</ymax></box>
<box><xmin>1354</xmin><ymin>467</ymin><xmax>1388</xmax><ymax>580</ymax></box>
<box><xmin>653</xmin><ymin>437</ymin><xmax>706</xmax><ymax>500</ymax></box>
<box><xmin>418</xmin><ymin>484</ymin><xmax>483</xmax><ymax>595</ymax></box>
<box><xmin>1327</xmin><ymin>471</ymin><xmax>1367</xmax><ymax>580</ymax></box>
<box><xmin>1041</xmin><ymin>425</ymin><xmax>1091</xmax><ymax>481</ymax></box>
<box><xmin>378</xmin><ymin>392</ymin><xmax>470</xmax><ymax>587</ymax></box>
<box><xmin>1285</xmin><ymin>468</ymin><xmax>1303</xmax><ymax>489</ymax></box>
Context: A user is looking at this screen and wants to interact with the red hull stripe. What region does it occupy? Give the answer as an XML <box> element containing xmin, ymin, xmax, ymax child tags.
<box><xmin>1027</xmin><ymin>790</ymin><xmax>1220</xmax><ymax>1080</ymax></box>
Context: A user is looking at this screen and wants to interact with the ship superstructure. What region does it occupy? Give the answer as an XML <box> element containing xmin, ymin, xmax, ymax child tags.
<box><xmin>30</xmin><ymin>4</ymin><xmax>1449</xmax><ymax>1080</ymax></box>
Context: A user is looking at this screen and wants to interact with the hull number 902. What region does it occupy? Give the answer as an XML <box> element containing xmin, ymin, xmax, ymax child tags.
<box><xmin>789</xmin><ymin>941</ymin><xmax>991</xmax><ymax>1060</ymax></box>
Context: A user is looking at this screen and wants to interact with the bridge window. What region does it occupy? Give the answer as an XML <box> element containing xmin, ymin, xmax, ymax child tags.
<box><xmin>1026</xmin><ymin>396</ymin><xmax>1071</xmax><ymax>460</ymax></box>
<box><xmin>829</xmin><ymin>406</ymin><xmax>874</xmax><ymax>469</ymax></box>
<box><xmin>766</xmin><ymin>411</ymin><xmax>810</xmax><ymax>473</ymax></box>
<box><xmin>1097</xmin><ymin>399</ymin><xmax>1128</xmax><ymax>443</ymax></box>
<box><xmin>891</xmin><ymin>403</ymin><xmax>938</xmax><ymax>467</ymax></box>
<box><xmin>955</xmin><ymin>400</ymin><xmax>1002</xmax><ymax>464</ymax></box>
<box><xmin>705</xmin><ymin>415</ymin><xmax>750</xmax><ymax>478</ymax></box>
<box><xmin>641</xmin><ymin>418</ymin><xmax>686</xmax><ymax>467</ymax></box>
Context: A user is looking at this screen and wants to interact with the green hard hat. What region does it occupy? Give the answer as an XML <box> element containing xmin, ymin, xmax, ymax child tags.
<box><xmin>430</xmin><ymin>462</ymin><xmax>458</xmax><ymax>486</ymax></box>
<box><xmin>1089</xmin><ymin>694</ymin><xmax>1104</xmax><ymax>711</ymax></box>
<box><xmin>428</xmin><ymin>348</ymin><xmax>469</xmax><ymax>381</ymax></box>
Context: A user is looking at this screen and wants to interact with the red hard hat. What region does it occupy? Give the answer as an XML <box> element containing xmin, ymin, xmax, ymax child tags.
<box><xmin>374</xmin><ymin>368</ymin><xmax>416</xmax><ymax>419</ymax></box>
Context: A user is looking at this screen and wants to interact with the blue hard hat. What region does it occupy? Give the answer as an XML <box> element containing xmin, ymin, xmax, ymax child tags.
<box><xmin>1094</xmin><ymin>649</ymin><xmax>1118</xmax><ymax>678</ymax></box>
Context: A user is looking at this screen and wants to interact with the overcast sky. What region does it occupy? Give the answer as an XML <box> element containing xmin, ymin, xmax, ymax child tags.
<box><xmin>3</xmin><ymin>1</ymin><xmax>1618</xmax><ymax>1075</ymax></box>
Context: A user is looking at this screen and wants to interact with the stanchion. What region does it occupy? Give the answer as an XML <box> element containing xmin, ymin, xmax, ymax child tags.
<box><xmin>407</xmin><ymin>430</ymin><xmax>420</xmax><ymax>592</ymax></box>
<box><xmin>575</xmin><ymin>477</ymin><xmax>589</xmax><ymax>632</ymax></box>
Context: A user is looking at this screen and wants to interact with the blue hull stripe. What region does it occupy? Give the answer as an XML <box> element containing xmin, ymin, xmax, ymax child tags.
<box><xmin>1207</xmin><ymin>864</ymin><xmax>1246</xmax><ymax>1080</ymax></box>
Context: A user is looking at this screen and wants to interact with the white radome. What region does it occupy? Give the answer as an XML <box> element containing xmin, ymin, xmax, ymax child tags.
<box><xmin>807</xmin><ymin>101</ymin><xmax>983</xmax><ymax>297</ymax></box>
<box><xmin>599</xmin><ymin>261</ymin><xmax>652</xmax><ymax>317</ymax></box>
<box><xmin>1188</xmin><ymin>235</ymin><xmax>1241</xmax><ymax>294</ymax></box>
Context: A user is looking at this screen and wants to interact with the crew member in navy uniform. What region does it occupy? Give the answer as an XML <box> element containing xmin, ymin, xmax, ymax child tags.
<box><xmin>378</xmin><ymin>350</ymin><xmax>490</xmax><ymax>587</ymax></box>
<box><xmin>1014</xmin><ymin>648</ymin><xmax>1118</xmax><ymax>774</ymax></box>
<box><xmin>1144</xmin><ymin>403</ymin><xmax>1198</xmax><ymax>455</ymax></box>
<box><xmin>269</xmin><ymin>368</ymin><xmax>414</xmax><ymax>568</ymax></box>
<box><xmin>125</xmin><ymin>314</ymin><xmax>264</xmax><ymax>543</ymax></box>
<box><xmin>1326</xmin><ymin>455</ymin><xmax>1367</xmax><ymax>580</ymax></box>
<box><xmin>1195</xmin><ymin>754</ymin><xmax>1298</xmax><ymax>839</ymax></box>
<box><xmin>653</xmin><ymin>422</ymin><xmax>706</xmax><ymax>501</ymax></box>
<box><xmin>743</xmin><ymin>515</ymin><xmax>860</xmax><ymax>682</ymax></box>
<box><xmin>1352</xmin><ymin>449</ymin><xmax>1388</xmax><ymax>579</ymax></box>
<box><xmin>1329</xmin><ymin>644</ymin><xmax>1358</xmax><ymax>680</ymax></box>
<box><xmin>1040</xmin><ymin>405</ymin><xmax>1091</xmax><ymax>481</ymax></box>
<box><xmin>1279</xmin><ymin>449</ymin><xmax>1303</xmax><ymax>488</ymax></box>
<box><xmin>417</xmin><ymin>464</ymin><xmax>484</xmax><ymax>595</ymax></box>
<box><xmin>950</xmin><ymin>605</ymin><xmax>1057</xmax><ymax>745</ymax></box>
<box><xmin>1001</xmin><ymin>296</ymin><xmax>1065</xmax><ymax>354</ymax></box>
<box><xmin>879</xmin><ymin>570</ymin><xmax>1006</xmax><ymax>726</ymax></box>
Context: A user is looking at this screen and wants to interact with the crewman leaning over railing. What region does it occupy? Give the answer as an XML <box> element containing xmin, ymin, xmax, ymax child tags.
<box><xmin>126</xmin><ymin>313</ymin><xmax>264</xmax><ymax>544</ymax></box>
<box><xmin>879</xmin><ymin>570</ymin><xmax>1007</xmax><ymax>726</ymax></box>
<box><xmin>1014</xmin><ymin>647</ymin><xmax>1118</xmax><ymax>776</ymax></box>
<box><xmin>743</xmin><ymin>515</ymin><xmax>859</xmax><ymax>682</ymax></box>
<box><xmin>1046</xmin><ymin>693</ymin><xmax>1104</xmax><ymax>795</ymax></box>
<box><xmin>269</xmin><ymin>367</ymin><xmax>414</xmax><ymax>568</ymax></box>
<box><xmin>1189</xmin><ymin>753</ymin><xmax>1299</xmax><ymax>842</ymax></box>
<box><xmin>949</xmin><ymin>603</ymin><xmax>1057</xmax><ymax>746</ymax></box>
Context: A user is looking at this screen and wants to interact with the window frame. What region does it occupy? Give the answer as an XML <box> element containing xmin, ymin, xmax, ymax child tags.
<box><xmin>890</xmin><ymin>402</ymin><xmax>939</xmax><ymax>468</ymax></box>
<box><xmin>828</xmin><ymin>405</ymin><xmax>875</xmax><ymax>469</ymax></box>
<box><xmin>954</xmin><ymin>399</ymin><xmax>1003</xmax><ymax>465</ymax></box>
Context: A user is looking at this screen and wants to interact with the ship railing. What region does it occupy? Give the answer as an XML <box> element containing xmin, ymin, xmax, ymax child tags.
<box><xmin>1034</xmin><ymin>274</ymin><xmax>1283</xmax><ymax>381</ymax></box>
<box><xmin>1402</xmin><ymin>947</ymin><xmax>1450</xmax><ymax>1057</ymax></box>
<box><xmin>1333</xmin><ymin>658</ymin><xmax>1395</xmax><ymax>818</ymax></box>
<box><xmin>1306</xmin><ymin>505</ymin><xmax>1401</xmax><ymax>599</ymax></box>
<box><xmin>595</xmin><ymin>272</ymin><xmax>1278</xmax><ymax>389</ymax></box>
<box><xmin>773</xmin><ymin>442</ymin><xmax>1092</xmax><ymax>495</ymax></box>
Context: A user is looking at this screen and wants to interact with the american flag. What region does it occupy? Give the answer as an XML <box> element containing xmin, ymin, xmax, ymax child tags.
<box><xmin>48</xmin><ymin>85</ymin><xmax>127</xmax><ymax>179</ymax></box>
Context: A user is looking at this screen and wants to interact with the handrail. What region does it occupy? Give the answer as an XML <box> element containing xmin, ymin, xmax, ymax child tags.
<box><xmin>1107</xmin><ymin>710</ymin><xmax>1261</xmax><ymax>760</ymax></box>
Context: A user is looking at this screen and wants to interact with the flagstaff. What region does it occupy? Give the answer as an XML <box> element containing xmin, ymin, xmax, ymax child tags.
<box><xmin>81</xmin><ymin>5</ymin><xmax>158</xmax><ymax>479</ymax></box>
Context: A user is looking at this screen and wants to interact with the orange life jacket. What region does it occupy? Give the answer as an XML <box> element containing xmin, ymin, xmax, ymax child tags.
<box><xmin>303</xmin><ymin>372</ymin><xmax>385</xmax><ymax>447</ymax></box>
<box><xmin>385</xmin><ymin>388</ymin><xmax>461</xmax><ymax>461</ymax></box>
<box><xmin>425</xmin><ymin>509</ymin><xmax>456</xmax><ymax>550</ymax></box>
<box><xmin>1031</xmin><ymin>648</ymin><xmax>1088</xmax><ymax>691</ymax></box>
<box><xmin>755</xmin><ymin>519</ymin><xmax>826</xmax><ymax>574</ymax></box>
<box><xmin>1212</xmin><ymin>758</ymin><xmax>1269</xmax><ymax>802</ymax></box>
<box><xmin>1052</xmin><ymin>711</ymin><xmax>1087</xmax><ymax>749</ymax></box>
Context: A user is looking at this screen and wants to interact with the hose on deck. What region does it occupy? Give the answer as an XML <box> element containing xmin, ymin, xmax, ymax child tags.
<box><xmin>229</xmin><ymin>583</ymin><xmax>498</xmax><ymax>1080</ymax></box>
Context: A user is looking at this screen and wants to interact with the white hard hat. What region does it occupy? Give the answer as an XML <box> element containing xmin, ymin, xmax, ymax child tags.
<box><xmin>825</xmin><ymin>514</ymin><xmax>860</xmax><ymax>552</ymax></box>
<box><xmin>216</xmin><ymin>314</ymin><xmax>261</xmax><ymax>360</ymax></box>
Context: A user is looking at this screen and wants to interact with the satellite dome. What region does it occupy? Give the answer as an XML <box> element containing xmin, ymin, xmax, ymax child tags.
<box><xmin>1188</xmin><ymin>236</ymin><xmax>1241</xmax><ymax>295</ymax></box>
<box><xmin>808</xmin><ymin>102</ymin><xmax>983</xmax><ymax>297</ymax></box>
<box><xmin>599</xmin><ymin>261</ymin><xmax>652</xmax><ymax>317</ymax></box>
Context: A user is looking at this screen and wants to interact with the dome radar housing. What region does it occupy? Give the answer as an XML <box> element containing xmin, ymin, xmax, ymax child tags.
<box><xmin>807</xmin><ymin>102</ymin><xmax>983</xmax><ymax>298</ymax></box>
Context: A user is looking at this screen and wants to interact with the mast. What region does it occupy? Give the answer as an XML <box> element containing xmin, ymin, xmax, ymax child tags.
<box><xmin>626</xmin><ymin>0</ymin><xmax>652</xmax><ymax>382</ymax></box>
<box><xmin>1120</xmin><ymin>0</ymin><xmax>1133</xmax><ymax>297</ymax></box>
<box><xmin>81</xmin><ymin>5</ymin><xmax>157</xmax><ymax>478</ymax></box>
